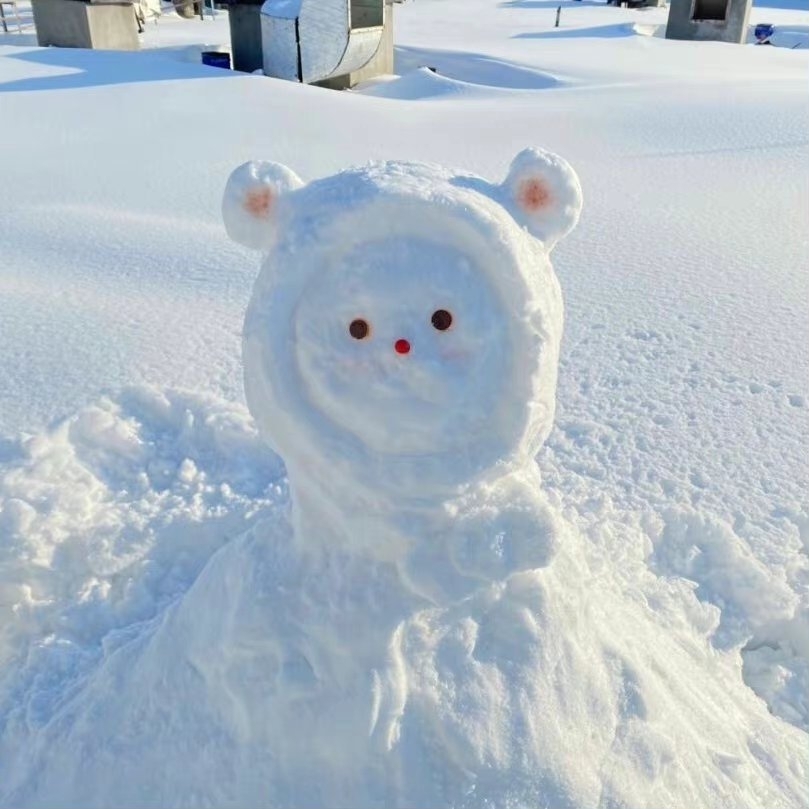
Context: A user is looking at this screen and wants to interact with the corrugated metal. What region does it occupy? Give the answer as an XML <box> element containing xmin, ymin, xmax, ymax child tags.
<box><xmin>262</xmin><ymin>0</ymin><xmax>301</xmax><ymax>17</ymax></box>
<box><xmin>261</xmin><ymin>0</ymin><xmax>384</xmax><ymax>84</ymax></box>
<box><xmin>298</xmin><ymin>0</ymin><xmax>350</xmax><ymax>83</ymax></box>
<box><xmin>260</xmin><ymin>12</ymin><xmax>300</xmax><ymax>81</ymax></box>
<box><xmin>326</xmin><ymin>26</ymin><xmax>383</xmax><ymax>80</ymax></box>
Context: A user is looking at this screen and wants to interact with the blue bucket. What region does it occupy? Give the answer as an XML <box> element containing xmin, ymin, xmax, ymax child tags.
<box><xmin>201</xmin><ymin>51</ymin><xmax>231</xmax><ymax>69</ymax></box>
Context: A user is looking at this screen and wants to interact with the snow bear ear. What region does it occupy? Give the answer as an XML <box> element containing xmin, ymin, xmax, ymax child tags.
<box><xmin>222</xmin><ymin>161</ymin><xmax>304</xmax><ymax>250</ymax></box>
<box><xmin>501</xmin><ymin>148</ymin><xmax>582</xmax><ymax>250</ymax></box>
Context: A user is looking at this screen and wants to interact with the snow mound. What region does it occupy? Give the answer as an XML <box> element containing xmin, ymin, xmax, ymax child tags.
<box><xmin>356</xmin><ymin>67</ymin><xmax>499</xmax><ymax>100</ymax></box>
<box><xmin>631</xmin><ymin>22</ymin><xmax>665</xmax><ymax>38</ymax></box>
<box><xmin>391</xmin><ymin>46</ymin><xmax>564</xmax><ymax>91</ymax></box>
<box><xmin>1</xmin><ymin>493</ymin><xmax>806</xmax><ymax>808</ymax></box>
<box><xmin>649</xmin><ymin>509</ymin><xmax>797</xmax><ymax>648</ymax></box>
<box><xmin>768</xmin><ymin>25</ymin><xmax>809</xmax><ymax>48</ymax></box>
<box><xmin>357</xmin><ymin>64</ymin><xmax>561</xmax><ymax>100</ymax></box>
<box><xmin>0</xmin><ymin>386</ymin><xmax>284</xmax><ymax>677</ymax></box>
<box><xmin>647</xmin><ymin>509</ymin><xmax>809</xmax><ymax>731</ymax></box>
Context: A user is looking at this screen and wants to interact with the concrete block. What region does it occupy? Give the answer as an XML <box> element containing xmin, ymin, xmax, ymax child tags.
<box><xmin>31</xmin><ymin>0</ymin><xmax>139</xmax><ymax>50</ymax></box>
<box><xmin>665</xmin><ymin>0</ymin><xmax>751</xmax><ymax>44</ymax></box>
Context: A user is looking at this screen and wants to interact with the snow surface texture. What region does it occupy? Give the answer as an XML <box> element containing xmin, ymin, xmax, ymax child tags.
<box><xmin>1</xmin><ymin>0</ymin><xmax>808</xmax><ymax>805</ymax></box>
<box><xmin>2</xmin><ymin>153</ymin><xmax>806</xmax><ymax>809</ymax></box>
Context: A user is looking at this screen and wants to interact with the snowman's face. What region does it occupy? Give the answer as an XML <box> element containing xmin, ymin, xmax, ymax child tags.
<box><xmin>294</xmin><ymin>237</ymin><xmax>512</xmax><ymax>456</ymax></box>
<box><xmin>226</xmin><ymin>152</ymin><xmax>582</xmax><ymax>494</ymax></box>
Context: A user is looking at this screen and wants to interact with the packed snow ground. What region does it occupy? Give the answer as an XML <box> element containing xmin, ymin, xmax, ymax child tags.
<box><xmin>0</xmin><ymin>0</ymin><xmax>808</xmax><ymax>806</ymax></box>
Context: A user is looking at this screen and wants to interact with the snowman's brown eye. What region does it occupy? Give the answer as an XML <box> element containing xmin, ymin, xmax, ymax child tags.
<box><xmin>431</xmin><ymin>309</ymin><xmax>453</xmax><ymax>331</ymax></box>
<box><xmin>349</xmin><ymin>319</ymin><xmax>370</xmax><ymax>340</ymax></box>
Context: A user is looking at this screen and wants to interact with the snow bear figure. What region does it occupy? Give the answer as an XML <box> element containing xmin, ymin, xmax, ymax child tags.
<box><xmin>1</xmin><ymin>153</ymin><xmax>804</xmax><ymax>809</ymax></box>
<box><xmin>223</xmin><ymin>150</ymin><xmax>582</xmax><ymax>599</ymax></box>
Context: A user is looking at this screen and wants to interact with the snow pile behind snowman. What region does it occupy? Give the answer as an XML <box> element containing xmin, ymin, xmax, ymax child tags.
<box><xmin>0</xmin><ymin>151</ymin><xmax>805</xmax><ymax>809</ymax></box>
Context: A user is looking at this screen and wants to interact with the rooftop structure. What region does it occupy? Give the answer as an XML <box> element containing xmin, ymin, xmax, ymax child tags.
<box><xmin>665</xmin><ymin>0</ymin><xmax>752</xmax><ymax>44</ymax></box>
<box><xmin>260</xmin><ymin>0</ymin><xmax>393</xmax><ymax>88</ymax></box>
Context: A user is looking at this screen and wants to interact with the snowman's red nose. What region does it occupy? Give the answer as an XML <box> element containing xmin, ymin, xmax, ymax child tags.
<box><xmin>394</xmin><ymin>339</ymin><xmax>411</xmax><ymax>355</ymax></box>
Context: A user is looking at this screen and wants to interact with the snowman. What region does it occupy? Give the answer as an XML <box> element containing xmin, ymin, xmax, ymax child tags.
<box><xmin>218</xmin><ymin>150</ymin><xmax>807</xmax><ymax>808</ymax></box>
<box><xmin>223</xmin><ymin>149</ymin><xmax>581</xmax><ymax>601</ymax></box>
<box><xmin>2</xmin><ymin>152</ymin><xmax>805</xmax><ymax>809</ymax></box>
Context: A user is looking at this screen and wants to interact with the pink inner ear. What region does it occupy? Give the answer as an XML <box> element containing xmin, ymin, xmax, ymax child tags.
<box><xmin>244</xmin><ymin>187</ymin><xmax>274</xmax><ymax>218</ymax></box>
<box><xmin>518</xmin><ymin>177</ymin><xmax>552</xmax><ymax>212</ymax></box>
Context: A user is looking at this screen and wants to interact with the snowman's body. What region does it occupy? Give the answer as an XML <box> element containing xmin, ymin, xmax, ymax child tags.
<box><xmin>209</xmin><ymin>151</ymin><xmax>582</xmax><ymax>800</ymax></box>
<box><xmin>1</xmin><ymin>153</ymin><xmax>805</xmax><ymax>809</ymax></box>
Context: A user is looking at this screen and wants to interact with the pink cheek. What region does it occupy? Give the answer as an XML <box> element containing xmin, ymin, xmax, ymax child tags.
<box><xmin>336</xmin><ymin>357</ymin><xmax>366</xmax><ymax>372</ymax></box>
<box><xmin>440</xmin><ymin>347</ymin><xmax>473</xmax><ymax>362</ymax></box>
<box><xmin>335</xmin><ymin>351</ymin><xmax>380</xmax><ymax>374</ymax></box>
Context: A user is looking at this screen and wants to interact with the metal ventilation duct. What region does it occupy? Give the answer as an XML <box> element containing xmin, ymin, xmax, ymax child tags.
<box><xmin>261</xmin><ymin>0</ymin><xmax>385</xmax><ymax>84</ymax></box>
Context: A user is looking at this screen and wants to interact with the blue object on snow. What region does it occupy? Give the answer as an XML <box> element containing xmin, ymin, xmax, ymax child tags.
<box><xmin>201</xmin><ymin>51</ymin><xmax>232</xmax><ymax>69</ymax></box>
<box><xmin>754</xmin><ymin>23</ymin><xmax>775</xmax><ymax>43</ymax></box>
